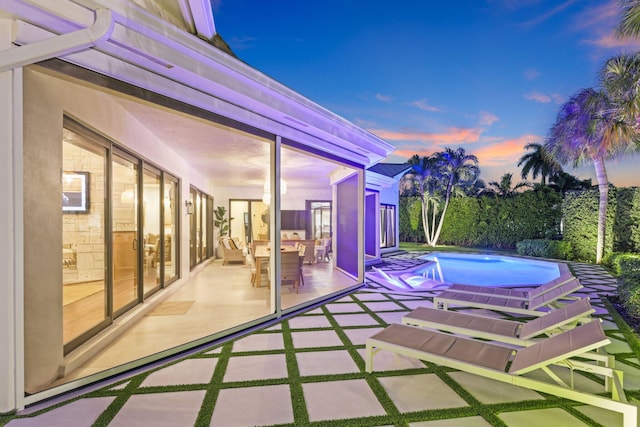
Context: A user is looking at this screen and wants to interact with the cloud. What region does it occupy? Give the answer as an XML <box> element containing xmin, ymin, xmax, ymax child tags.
<box><xmin>370</xmin><ymin>127</ymin><xmax>483</xmax><ymax>145</ymax></box>
<box><xmin>375</xmin><ymin>94</ymin><xmax>394</xmax><ymax>102</ymax></box>
<box><xmin>478</xmin><ymin>111</ymin><xmax>499</xmax><ymax>127</ymax></box>
<box><xmin>474</xmin><ymin>135</ymin><xmax>541</xmax><ymax>166</ymax></box>
<box><xmin>523</xmin><ymin>68</ymin><xmax>541</xmax><ymax>80</ymax></box>
<box><xmin>572</xmin><ymin>2</ymin><xmax>619</xmax><ymax>31</ymax></box>
<box><xmin>584</xmin><ymin>33</ymin><xmax>640</xmax><ymax>50</ymax></box>
<box><xmin>524</xmin><ymin>91</ymin><xmax>551</xmax><ymax>103</ymax></box>
<box><xmin>520</xmin><ymin>0</ymin><xmax>577</xmax><ymax>28</ymax></box>
<box><xmin>410</xmin><ymin>99</ymin><xmax>442</xmax><ymax>112</ymax></box>
<box><xmin>575</xmin><ymin>2</ymin><xmax>640</xmax><ymax>52</ymax></box>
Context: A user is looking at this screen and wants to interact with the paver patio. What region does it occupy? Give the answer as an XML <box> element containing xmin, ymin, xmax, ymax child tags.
<box><xmin>2</xmin><ymin>253</ymin><xmax>638</xmax><ymax>426</ymax></box>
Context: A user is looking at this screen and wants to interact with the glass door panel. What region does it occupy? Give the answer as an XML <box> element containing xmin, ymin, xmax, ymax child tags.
<box><xmin>163</xmin><ymin>175</ymin><xmax>178</xmax><ymax>284</ymax></box>
<box><xmin>196</xmin><ymin>192</ymin><xmax>202</xmax><ymax>264</ymax></box>
<box><xmin>62</xmin><ymin>130</ymin><xmax>108</xmax><ymax>346</ymax></box>
<box><xmin>112</xmin><ymin>153</ymin><xmax>139</xmax><ymax>314</ymax></box>
<box><xmin>143</xmin><ymin>167</ymin><xmax>161</xmax><ymax>296</ymax></box>
<box><xmin>189</xmin><ymin>188</ymin><xmax>197</xmax><ymax>268</ymax></box>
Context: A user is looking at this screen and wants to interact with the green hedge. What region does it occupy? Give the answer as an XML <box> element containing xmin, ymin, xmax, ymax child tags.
<box><xmin>399</xmin><ymin>186</ymin><xmax>640</xmax><ymax>262</ymax></box>
<box><xmin>615</xmin><ymin>254</ymin><xmax>640</xmax><ymax>318</ymax></box>
<box><xmin>516</xmin><ymin>239</ymin><xmax>573</xmax><ymax>260</ymax></box>
<box><xmin>562</xmin><ymin>187</ymin><xmax>616</xmax><ymax>262</ymax></box>
<box><xmin>613</xmin><ymin>187</ymin><xmax>640</xmax><ymax>253</ymax></box>
<box><xmin>436</xmin><ymin>187</ymin><xmax>562</xmax><ymax>249</ymax></box>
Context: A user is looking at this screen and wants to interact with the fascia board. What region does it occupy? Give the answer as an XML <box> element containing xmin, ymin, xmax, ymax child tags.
<box><xmin>18</xmin><ymin>21</ymin><xmax>372</xmax><ymax>166</ymax></box>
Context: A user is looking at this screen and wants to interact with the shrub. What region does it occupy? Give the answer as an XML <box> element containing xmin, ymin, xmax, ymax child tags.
<box><xmin>617</xmin><ymin>254</ymin><xmax>640</xmax><ymax>318</ymax></box>
<box><xmin>562</xmin><ymin>187</ymin><xmax>616</xmax><ymax>262</ymax></box>
<box><xmin>516</xmin><ymin>239</ymin><xmax>573</xmax><ymax>260</ymax></box>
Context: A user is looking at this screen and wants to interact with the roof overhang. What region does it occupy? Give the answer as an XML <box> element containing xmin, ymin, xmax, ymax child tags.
<box><xmin>1</xmin><ymin>0</ymin><xmax>395</xmax><ymax>167</ymax></box>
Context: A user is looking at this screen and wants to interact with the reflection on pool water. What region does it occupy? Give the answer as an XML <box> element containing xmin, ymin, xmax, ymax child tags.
<box><xmin>417</xmin><ymin>252</ymin><xmax>560</xmax><ymax>287</ymax></box>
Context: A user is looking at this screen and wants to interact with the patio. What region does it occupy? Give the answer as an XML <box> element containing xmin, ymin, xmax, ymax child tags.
<box><xmin>2</xmin><ymin>254</ymin><xmax>639</xmax><ymax>427</ymax></box>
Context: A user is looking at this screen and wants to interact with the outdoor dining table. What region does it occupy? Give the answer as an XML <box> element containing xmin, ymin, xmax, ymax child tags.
<box><xmin>253</xmin><ymin>245</ymin><xmax>300</xmax><ymax>287</ymax></box>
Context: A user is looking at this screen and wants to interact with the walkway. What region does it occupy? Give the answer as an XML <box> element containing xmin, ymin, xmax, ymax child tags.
<box><xmin>1</xmin><ymin>254</ymin><xmax>638</xmax><ymax>426</ymax></box>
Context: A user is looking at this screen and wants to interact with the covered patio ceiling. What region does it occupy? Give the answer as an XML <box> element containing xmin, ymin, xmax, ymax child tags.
<box><xmin>113</xmin><ymin>94</ymin><xmax>345</xmax><ymax>190</ymax></box>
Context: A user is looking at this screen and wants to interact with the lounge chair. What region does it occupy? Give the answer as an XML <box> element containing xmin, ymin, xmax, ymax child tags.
<box><xmin>433</xmin><ymin>278</ymin><xmax>582</xmax><ymax>316</ymax></box>
<box><xmin>402</xmin><ymin>298</ymin><xmax>595</xmax><ymax>345</ymax></box>
<box><xmin>366</xmin><ymin>321</ymin><xmax>637</xmax><ymax>427</ymax></box>
<box><xmin>446</xmin><ymin>263</ymin><xmax>574</xmax><ymax>300</ymax></box>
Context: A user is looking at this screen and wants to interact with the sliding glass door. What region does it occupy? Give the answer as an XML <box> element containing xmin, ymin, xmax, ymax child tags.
<box><xmin>61</xmin><ymin>119</ymin><xmax>181</xmax><ymax>353</ymax></box>
<box><xmin>62</xmin><ymin>129</ymin><xmax>108</xmax><ymax>349</ymax></box>
<box><xmin>112</xmin><ymin>150</ymin><xmax>140</xmax><ymax>315</ymax></box>
<box><xmin>143</xmin><ymin>166</ymin><xmax>162</xmax><ymax>296</ymax></box>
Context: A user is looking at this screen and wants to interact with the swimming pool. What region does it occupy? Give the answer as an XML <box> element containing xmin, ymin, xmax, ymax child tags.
<box><xmin>416</xmin><ymin>252</ymin><xmax>560</xmax><ymax>287</ymax></box>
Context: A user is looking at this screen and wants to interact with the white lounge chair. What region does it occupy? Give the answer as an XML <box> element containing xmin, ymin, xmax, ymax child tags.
<box><xmin>401</xmin><ymin>298</ymin><xmax>594</xmax><ymax>345</ymax></box>
<box><xmin>447</xmin><ymin>263</ymin><xmax>574</xmax><ymax>300</ymax></box>
<box><xmin>433</xmin><ymin>278</ymin><xmax>582</xmax><ymax>316</ymax></box>
<box><xmin>366</xmin><ymin>321</ymin><xmax>637</xmax><ymax>427</ymax></box>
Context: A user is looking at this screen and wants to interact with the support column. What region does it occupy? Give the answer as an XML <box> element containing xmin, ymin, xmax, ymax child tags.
<box><xmin>0</xmin><ymin>18</ymin><xmax>20</xmax><ymax>414</ymax></box>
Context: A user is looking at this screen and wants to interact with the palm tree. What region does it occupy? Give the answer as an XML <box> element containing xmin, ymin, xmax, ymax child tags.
<box><xmin>401</xmin><ymin>155</ymin><xmax>442</xmax><ymax>245</ymax></box>
<box><xmin>617</xmin><ymin>0</ymin><xmax>640</xmax><ymax>39</ymax></box>
<box><xmin>548</xmin><ymin>172</ymin><xmax>592</xmax><ymax>195</ymax></box>
<box><xmin>429</xmin><ymin>147</ymin><xmax>480</xmax><ymax>245</ymax></box>
<box><xmin>488</xmin><ymin>173</ymin><xmax>529</xmax><ymax>196</ymax></box>
<box><xmin>402</xmin><ymin>148</ymin><xmax>479</xmax><ymax>246</ymax></box>
<box><xmin>544</xmin><ymin>84</ymin><xmax>639</xmax><ymax>263</ymax></box>
<box><xmin>517</xmin><ymin>142</ymin><xmax>562</xmax><ymax>185</ymax></box>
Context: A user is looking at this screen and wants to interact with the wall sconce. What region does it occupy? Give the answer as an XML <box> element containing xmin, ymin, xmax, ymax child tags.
<box><xmin>185</xmin><ymin>200</ymin><xmax>194</xmax><ymax>215</ymax></box>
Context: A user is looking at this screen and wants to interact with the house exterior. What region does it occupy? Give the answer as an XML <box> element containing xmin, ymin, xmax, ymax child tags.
<box><xmin>0</xmin><ymin>0</ymin><xmax>394</xmax><ymax>412</ymax></box>
<box><xmin>365</xmin><ymin>163</ymin><xmax>411</xmax><ymax>263</ymax></box>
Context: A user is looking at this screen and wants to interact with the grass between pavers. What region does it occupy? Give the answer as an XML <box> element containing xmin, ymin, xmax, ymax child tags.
<box><xmin>602</xmin><ymin>296</ymin><xmax>640</xmax><ymax>360</ymax></box>
<box><xmin>0</xmin><ymin>290</ymin><xmax>626</xmax><ymax>427</ymax></box>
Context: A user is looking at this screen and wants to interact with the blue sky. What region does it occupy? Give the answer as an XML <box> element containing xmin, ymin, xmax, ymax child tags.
<box><xmin>213</xmin><ymin>0</ymin><xmax>640</xmax><ymax>187</ymax></box>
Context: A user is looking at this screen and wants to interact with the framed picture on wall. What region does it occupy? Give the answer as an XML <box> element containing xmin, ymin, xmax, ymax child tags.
<box><xmin>62</xmin><ymin>171</ymin><xmax>90</xmax><ymax>213</ymax></box>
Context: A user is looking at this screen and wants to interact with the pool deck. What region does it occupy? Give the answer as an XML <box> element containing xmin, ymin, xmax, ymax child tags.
<box><xmin>2</xmin><ymin>252</ymin><xmax>639</xmax><ymax>427</ymax></box>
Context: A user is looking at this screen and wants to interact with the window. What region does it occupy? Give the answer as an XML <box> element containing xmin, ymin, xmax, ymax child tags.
<box><xmin>380</xmin><ymin>204</ymin><xmax>396</xmax><ymax>249</ymax></box>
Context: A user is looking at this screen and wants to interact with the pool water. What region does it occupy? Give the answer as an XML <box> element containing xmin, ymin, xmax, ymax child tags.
<box><xmin>417</xmin><ymin>252</ymin><xmax>560</xmax><ymax>287</ymax></box>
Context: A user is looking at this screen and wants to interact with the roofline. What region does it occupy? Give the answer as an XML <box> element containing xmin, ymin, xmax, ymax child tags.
<box><xmin>2</xmin><ymin>0</ymin><xmax>395</xmax><ymax>166</ymax></box>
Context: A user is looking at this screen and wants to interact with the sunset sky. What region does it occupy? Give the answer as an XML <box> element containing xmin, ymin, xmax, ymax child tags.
<box><xmin>214</xmin><ymin>0</ymin><xmax>640</xmax><ymax>187</ymax></box>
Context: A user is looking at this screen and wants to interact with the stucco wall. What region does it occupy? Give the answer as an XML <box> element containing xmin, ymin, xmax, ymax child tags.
<box><xmin>22</xmin><ymin>66</ymin><xmax>199</xmax><ymax>392</ymax></box>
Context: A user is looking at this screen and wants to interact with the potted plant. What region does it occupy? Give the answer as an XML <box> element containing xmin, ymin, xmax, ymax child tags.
<box><xmin>214</xmin><ymin>206</ymin><xmax>232</xmax><ymax>237</ymax></box>
<box><xmin>214</xmin><ymin>206</ymin><xmax>233</xmax><ymax>258</ymax></box>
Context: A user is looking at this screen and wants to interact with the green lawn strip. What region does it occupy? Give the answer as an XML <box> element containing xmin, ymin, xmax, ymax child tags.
<box><xmin>281</xmin><ymin>320</ymin><xmax>311</xmax><ymax>425</ymax></box>
<box><xmin>193</xmin><ymin>342</ymin><xmax>232</xmax><ymax>426</ymax></box>
<box><xmin>91</xmin><ymin>374</ymin><xmax>148</xmax><ymax>426</ymax></box>
<box><xmin>319</xmin><ymin>303</ymin><xmax>403</xmax><ymax>421</ymax></box>
<box><xmin>601</xmin><ymin>296</ymin><xmax>640</xmax><ymax>359</ymax></box>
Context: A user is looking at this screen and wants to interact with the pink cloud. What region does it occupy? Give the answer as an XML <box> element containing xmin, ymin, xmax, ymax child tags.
<box><xmin>474</xmin><ymin>135</ymin><xmax>541</xmax><ymax>166</ymax></box>
<box><xmin>572</xmin><ymin>2</ymin><xmax>619</xmax><ymax>30</ymax></box>
<box><xmin>524</xmin><ymin>91</ymin><xmax>551</xmax><ymax>103</ymax></box>
<box><xmin>479</xmin><ymin>111</ymin><xmax>499</xmax><ymax>126</ymax></box>
<box><xmin>584</xmin><ymin>33</ymin><xmax>640</xmax><ymax>49</ymax></box>
<box><xmin>370</xmin><ymin>127</ymin><xmax>483</xmax><ymax>145</ymax></box>
<box><xmin>411</xmin><ymin>99</ymin><xmax>442</xmax><ymax>112</ymax></box>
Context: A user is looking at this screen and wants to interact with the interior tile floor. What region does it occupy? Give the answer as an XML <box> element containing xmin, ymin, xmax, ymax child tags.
<box><xmin>3</xmin><ymin>254</ymin><xmax>639</xmax><ymax>427</ymax></box>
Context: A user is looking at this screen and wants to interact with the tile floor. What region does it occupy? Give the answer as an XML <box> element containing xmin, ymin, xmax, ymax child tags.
<box><xmin>2</xmin><ymin>254</ymin><xmax>639</xmax><ymax>427</ymax></box>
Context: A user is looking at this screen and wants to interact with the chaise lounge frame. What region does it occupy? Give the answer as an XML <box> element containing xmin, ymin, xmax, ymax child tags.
<box><xmin>447</xmin><ymin>262</ymin><xmax>574</xmax><ymax>300</ymax></box>
<box><xmin>401</xmin><ymin>297</ymin><xmax>595</xmax><ymax>346</ymax></box>
<box><xmin>366</xmin><ymin>321</ymin><xmax>637</xmax><ymax>427</ymax></box>
<box><xmin>433</xmin><ymin>278</ymin><xmax>583</xmax><ymax>316</ymax></box>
